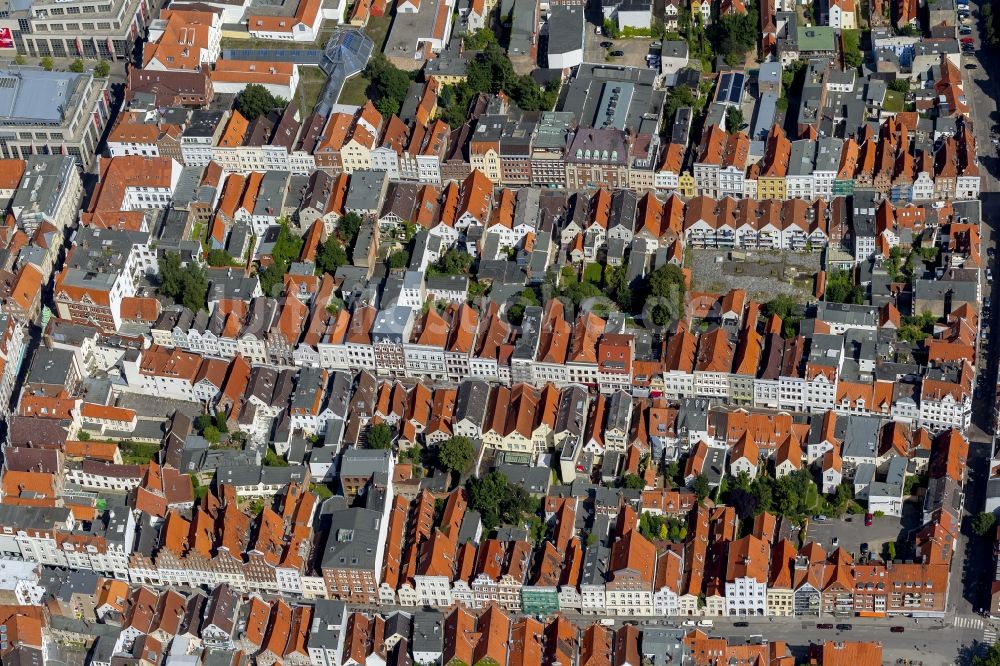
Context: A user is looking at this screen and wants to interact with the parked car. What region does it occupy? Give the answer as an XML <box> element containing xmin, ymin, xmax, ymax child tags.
<box><xmin>836</xmin><ymin>624</ymin><xmax>853</xmax><ymax>631</ymax></box>
<box><xmin>682</xmin><ymin>620</ymin><xmax>697</xmax><ymax>626</ymax></box>
<box><xmin>988</xmin><ymin>248</ymin><xmax>995</xmax><ymax>259</ymax></box>
<box><xmin>831</xmin><ymin>537</ymin><xmax>839</xmax><ymax>548</ymax></box>
<box><xmin>610</xmin><ymin>50</ymin><xmax>625</xmax><ymax>57</ymax></box>
<box><xmin>698</xmin><ymin>620</ymin><xmax>714</xmax><ymax>628</ymax></box>
<box><xmin>734</xmin><ymin>621</ymin><xmax>750</xmax><ymax>627</ymax></box>
<box><xmin>891</xmin><ymin>626</ymin><xmax>905</xmax><ymax>633</ymax></box>
<box><xmin>600</xmin><ymin>40</ymin><xmax>613</xmax><ymax>48</ymax></box>
<box><xmin>987</xmin><ymin>268</ymin><xmax>993</xmax><ymax>282</ymax></box>
<box><xmin>860</xmin><ymin>542</ymin><xmax>869</xmax><ymax>554</ymax></box>
<box><xmin>961</xmin><ymin>37</ymin><xmax>975</xmax><ymax>44</ymax></box>
<box><xmin>865</xmin><ymin>513</ymin><xmax>873</xmax><ymax>526</ymax></box>
<box><xmin>961</xmin><ymin>26</ymin><xmax>973</xmax><ymax>34</ymax></box>
<box><xmin>817</xmin><ymin>623</ymin><xmax>834</xmax><ymax>629</ymax></box>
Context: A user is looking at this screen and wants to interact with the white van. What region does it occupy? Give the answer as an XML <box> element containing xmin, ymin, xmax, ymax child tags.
<box><xmin>698</xmin><ymin>620</ymin><xmax>714</xmax><ymax>628</ymax></box>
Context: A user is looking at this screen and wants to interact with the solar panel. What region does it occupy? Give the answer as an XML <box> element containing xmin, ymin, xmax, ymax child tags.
<box><xmin>729</xmin><ymin>73</ymin><xmax>745</xmax><ymax>103</ymax></box>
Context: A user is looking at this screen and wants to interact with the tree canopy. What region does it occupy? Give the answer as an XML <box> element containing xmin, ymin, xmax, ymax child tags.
<box><xmin>644</xmin><ymin>263</ymin><xmax>686</xmax><ymax>326</ymax></box>
<box><xmin>763</xmin><ymin>295</ymin><xmax>802</xmax><ymax>338</ymax></box>
<box><xmin>159</xmin><ymin>252</ymin><xmax>208</xmax><ymax>312</ymax></box>
<box><xmin>841</xmin><ymin>29</ymin><xmax>863</xmax><ymax>69</ymax></box>
<box><xmin>363</xmin><ymin>54</ymin><xmax>413</xmax><ymax>117</ymax></box>
<box><xmin>438</xmin><ymin>44</ymin><xmax>559</xmax><ymax>127</ymax></box>
<box><xmin>438</xmin><ymin>436</ymin><xmax>474</xmax><ymax>474</ymax></box>
<box><xmin>712</xmin><ymin>10</ymin><xmax>758</xmax><ymax>65</ymax></box>
<box><xmin>337</xmin><ymin>212</ymin><xmax>364</xmax><ymax>249</ymax></box>
<box><xmin>725</xmin><ymin>106</ymin><xmax>744</xmax><ymax>134</ymax></box>
<box><xmin>467</xmin><ymin>471</ymin><xmax>539</xmax><ymax>533</ymax></box>
<box><xmin>825</xmin><ymin>269</ymin><xmax>864</xmax><ymax>304</ymax></box>
<box><xmin>428</xmin><ymin>248</ymin><xmax>473</xmax><ymax>277</ymax></box>
<box><xmin>237</xmin><ymin>84</ymin><xmax>283</xmax><ymax>121</ymax></box>
<box><xmin>388</xmin><ymin>249</ymin><xmax>410</xmax><ymax>270</ymax></box>
<box><xmin>258</xmin><ymin>221</ymin><xmax>304</xmax><ymax>296</ymax></box>
<box><xmin>974</xmin><ymin>511</ymin><xmax>997</xmax><ymax>538</ymax></box>
<box><xmin>620</xmin><ymin>473</ymin><xmax>645</xmax><ymax>490</ymax></box>
<box><xmin>368</xmin><ymin>423</ymin><xmax>393</xmax><ymax>450</ymax></box>
<box><xmin>316</xmin><ymin>237</ymin><xmax>348</xmax><ymax>275</ymax></box>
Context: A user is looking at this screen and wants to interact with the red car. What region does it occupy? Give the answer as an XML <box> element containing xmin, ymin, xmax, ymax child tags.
<box><xmin>961</xmin><ymin>37</ymin><xmax>975</xmax><ymax>44</ymax></box>
<box><xmin>864</xmin><ymin>513</ymin><xmax>873</xmax><ymax>526</ymax></box>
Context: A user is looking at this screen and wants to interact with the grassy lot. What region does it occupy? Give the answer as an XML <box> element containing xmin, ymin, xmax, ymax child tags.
<box><xmin>120</xmin><ymin>441</ymin><xmax>161</xmax><ymax>465</ymax></box>
<box><xmin>339</xmin><ymin>73</ymin><xmax>370</xmax><ymax>105</ymax></box>
<box><xmin>365</xmin><ymin>13</ymin><xmax>393</xmax><ymax>50</ymax></box>
<box><xmin>296</xmin><ymin>66</ymin><xmax>328</xmax><ymax>114</ymax></box>
<box><xmin>884</xmin><ymin>89</ymin><xmax>904</xmax><ymax>112</ymax></box>
<box><xmin>583</xmin><ymin>262</ymin><xmax>603</xmax><ymax>284</ymax></box>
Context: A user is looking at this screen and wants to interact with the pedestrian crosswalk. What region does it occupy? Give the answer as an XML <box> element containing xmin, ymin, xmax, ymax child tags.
<box><xmin>954</xmin><ymin>616</ymin><xmax>985</xmax><ymax>630</ymax></box>
<box><xmin>984</xmin><ymin>627</ymin><xmax>998</xmax><ymax>645</ymax></box>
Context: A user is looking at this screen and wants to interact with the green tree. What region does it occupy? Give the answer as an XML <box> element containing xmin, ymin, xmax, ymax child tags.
<box><xmin>974</xmin><ymin>641</ymin><xmax>1000</xmax><ymax>666</ymax></box>
<box><xmin>620</xmin><ymin>473</ymin><xmax>645</xmax><ymax>490</ymax></box>
<box><xmin>368</xmin><ymin>423</ymin><xmax>393</xmax><ymax>450</ymax></box>
<box><xmin>884</xmin><ymin>541</ymin><xmax>896</xmax><ymax>560</ymax></box>
<box><xmin>94</xmin><ymin>60</ymin><xmax>110</xmax><ymax>78</ymax></box>
<box><xmin>887</xmin><ymin>78</ymin><xmax>909</xmax><ymax>94</ymax></box>
<box><xmin>663</xmin><ymin>84</ymin><xmax>698</xmax><ymax>125</ymax></box>
<box><xmin>974</xmin><ymin>511</ymin><xmax>998</xmax><ymax>537</ymax></box>
<box><xmin>40</xmin><ymin>56</ymin><xmax>54</xmax><ymax>71</ymax></box>
<box><xmin>725</xmin><ymin>106</ymin><xmax>744</xmax><ymax>134</ymax></box>
<box><xmin>214</xmin><ymin>411</ymin><xmax>229</xmax><ymax>432</ymax></box>
<box><xmin>692</xmin><ymin>475</ymin><xmax>710</xmax><ymax>502</ymax></box>
<box><xmin>464</xmin><ymin>44</ymin><xmax>558</xmax><ymax>112</ymax></box>
<box><xmin>237</xmin><ymin>83</ymin><xmax>281</xmax><ymax>121</ymax></box>
<box><xmin>825</xmin><ymin>269</ymin><xmax>863</xmax><ymax>304</ymax></box>
<box><xmin>337</xmin><ymin>212</ymin><xmax>363</xmax><ymax>248</ymax></box>
<box><xmin>263</xmin><ymin>447</ymin><xmax>288</xmax><ymax>467</ymax></box>
<box><xmin>388</xmin><ymin>249</ymin><xmax>410</xmax><ymax>269</ymax></box>
<box><xmin>841</xmin><ymin>29</ymin><xmax>863</xmax><ymax>69</ymax></box>
<box><xmin>463</xmin><ymin>27</ymin><xmax>497</xmax><ymax>50</ymax></box>
<box><xmin>645</xmin><ymin>263</ymin><xmax>686</xmax><ymax>326</ymax></box>
<box><xmin>203</xmin><ymin>426</ymin><xmax>221</xmax><ymax>444</ymax></box>
<box><xmin>438</xmin><ymin>435</ymin><xmax>474</xmax><ymax>474</ymax></box>
<box><xmin>194</xmin><ymin>413</ymin><xmax>213</xmax><ymax>433</ymax></box>
<box><xmin>158</xmin><ymin>252</ymin><xmax>208</xmax><ymax>311</ymax></box>
<box><xmin>363</xmin><ymin>53</ymin><xmax>413</xmax><ymax>117</ymax></box>
<box><xmin>258</xmin><ymin>220</ymin><xmax>305</xmax><ymax>296</ymax></box>
<box><xmin>764</xmin><ymin>294</ymin><xmax>802</xmax><ymax>338</ymax></box>
<box><xmin>206</xmin><ymin>249</ymin><xmax>236</xmax><ymax>267</ymax></box>
<box><xmin>13</xmin><ymin>54</ymin><xmax>25</xmax><ymax>65</ymax></box>
<box><xmin>507</xmin><ymin>287</ymin><xmax>540</xmax><ymax>325</ymax></box>
<box><xmin>712</xmin><ymin>10</ymin><xmax>758</xmax><ymax>64</ymax></box>
<box><xmin>467</xmin><ymin>471</ymin><xmax>539</xmax><ymax>532</ymax></box>
<box><xmin>316</xmin><ymin>238</ymin><xmax>348</xmax><ymax>275</ymax></box>
<box><xmin>69</xmin><ymin>58</ymin><xmax>84</xmax><ymax>73</ymax></box>
<box><xmin>429</xmin><ymin>248</ymin><xmax>474</xmax><ymax>276</ymax></box>
<box><xmin>605</xmin><ymin>264</ymin><xmax>633</xmax><ymax>312</ymax></box>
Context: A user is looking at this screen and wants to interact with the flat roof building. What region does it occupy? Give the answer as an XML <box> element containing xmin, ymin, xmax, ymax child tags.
<box><xmin>0</xmin><ymin>68</ymin><xmax>111</xmax><ymax>168</ymax></box>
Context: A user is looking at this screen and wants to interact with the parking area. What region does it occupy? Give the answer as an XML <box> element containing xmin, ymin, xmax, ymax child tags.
<box><xmin>804</xmin><ymin>501</ymin><xmax>923</xmax><ymax>560</ymax></box>
<box><xmin>582</xmin><ymin>26</ymin><xmax>659</xmax><ymax>70</ymax></box>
